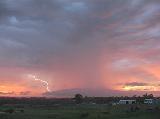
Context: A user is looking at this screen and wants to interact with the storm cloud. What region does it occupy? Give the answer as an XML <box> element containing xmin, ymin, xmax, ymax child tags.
<box><xmin>0</xmin><ymin>0</ymin><xmax>160</xmax><ymax>96</ymax></box>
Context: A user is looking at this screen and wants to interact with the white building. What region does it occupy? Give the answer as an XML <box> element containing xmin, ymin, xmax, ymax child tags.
<box><xmin>118</xmin><ymin>100</ymin><xmax>136</xmax><ymax>104</ymax></box>
<box><xmin>144</xmin><ymin>99</ymin><xmax>154</xmax><ymax>104</ymax></box>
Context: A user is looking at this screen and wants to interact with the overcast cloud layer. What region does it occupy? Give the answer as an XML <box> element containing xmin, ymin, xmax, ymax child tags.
<box><xmin>0</xmin><ymin>0</ymin><xmax>160</xmax><ymax>97</ymax></box>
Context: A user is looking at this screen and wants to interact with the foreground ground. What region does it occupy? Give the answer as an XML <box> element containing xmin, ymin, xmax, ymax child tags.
<box><xmin>0</xmin><ymin>104</ymin><xmax>160</xmax><ymax>119</ymax></box>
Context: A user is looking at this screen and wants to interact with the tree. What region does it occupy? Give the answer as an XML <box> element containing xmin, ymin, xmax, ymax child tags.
<box><xmin>74</xmin><ymin>94</ymin><xmax>83</xmax><ymax>104</ymax></box>
<box><xmin>143</xmin><ymin>93</ymin><xmax>148</xmax><ymax>98</ymax></box>
<box><xmin>143</xmin><ymin>93</ymin><xmax>154</xmax><ymax>99</ymax></box>
<box><xmin>148</xmin><ymin>94</ymin><xmax>154</xmax><ymax>98</ymax></box>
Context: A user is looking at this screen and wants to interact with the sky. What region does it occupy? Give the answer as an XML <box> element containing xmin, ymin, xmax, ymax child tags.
<box><xmin>0</xmin><ymin>0</ymin><xmax>160</xmax><ymax>97</ymax></box>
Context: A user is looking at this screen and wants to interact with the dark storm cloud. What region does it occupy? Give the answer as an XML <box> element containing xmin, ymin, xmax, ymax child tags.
<box><xmin>0</xmin><ymin>0</ymin><xmax>20</xmax><ymax>23</ymax></box>
<box><xmin>0</xmin><ymin>0</ymin><xmax>160</xmax><ymax>96</ymax></box>
<box><xmin>0</xmin><ymin>0</ymin><xmax>102</xmax><ymax>69</ymax></box>
<box><xmin>0</xmin><ymin>1</ymin><xmax>8</xmax><ymax>17</ymax></box>
<box><xmin>0</xmin><ymin>0</ymin><xmax>159</xmax><ymax>63</ymax></box>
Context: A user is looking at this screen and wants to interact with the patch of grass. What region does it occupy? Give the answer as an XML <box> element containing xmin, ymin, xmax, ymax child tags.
<box><xmin>0</xmin><ymin>104</ymin><xmax>159</xmax><ymax>119</ymax></box>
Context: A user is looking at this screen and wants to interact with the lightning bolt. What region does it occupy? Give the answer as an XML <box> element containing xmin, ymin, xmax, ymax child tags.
<box><xmin>28</xmin><ymin>74</ymin><xmax>51</xmax><ymax>92</ymax></box>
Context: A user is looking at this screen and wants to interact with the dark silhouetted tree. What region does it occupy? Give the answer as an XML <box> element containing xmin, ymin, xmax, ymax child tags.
<box><xmin>74</xmin><ymin>94</ymin><xmax>83</xmax><ymax>104</ymax></box>
<box><xmin>143</xmin><ymin>93</ymin><xmax>154</xmax><ymax>99</ymax></box>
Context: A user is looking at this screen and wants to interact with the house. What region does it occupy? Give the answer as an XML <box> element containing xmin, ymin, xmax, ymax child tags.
<box><xmin>144</xmin><ymin>99</ymin><xmax>160</xmax><ymax>104</ymax></box>
<box><xmin>144</xmin><ymin>99</ymin><xmax>153</xmax><ymax>104</ymax></box>
<box><xmin>118</xmin><ymin>100</ymin><xmax>136</xmax><ymax>104</ymax></box>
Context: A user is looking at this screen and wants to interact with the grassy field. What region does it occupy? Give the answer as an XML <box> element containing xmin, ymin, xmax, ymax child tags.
<box><xmin>0</xmin><ymin>104</ymin><xmax>159</xmax><ymax>119</ymax></box>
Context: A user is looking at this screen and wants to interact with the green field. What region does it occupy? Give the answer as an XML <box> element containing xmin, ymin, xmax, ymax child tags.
<box><xmin>0</xmin><ymin>104</ymin><xmax>159</xmax><ymax>119</ymax></box>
